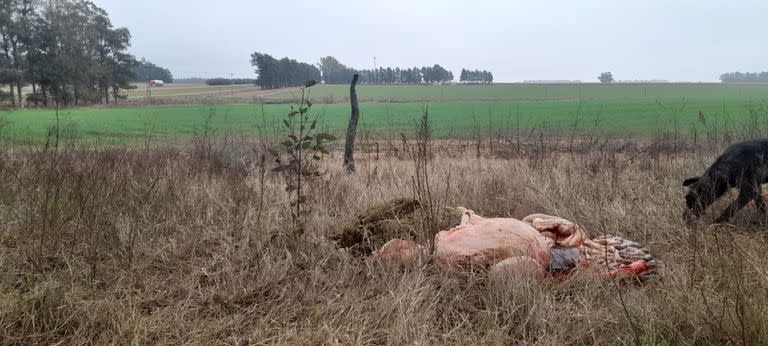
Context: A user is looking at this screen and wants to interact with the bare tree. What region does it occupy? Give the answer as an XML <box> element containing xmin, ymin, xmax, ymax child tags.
<box><xmin>343</xmin><ymin>74</ymin><xmax>360</xmax><ymax>173</ymax></box>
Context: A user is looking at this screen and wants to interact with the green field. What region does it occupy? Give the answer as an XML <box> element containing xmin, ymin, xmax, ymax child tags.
<box><xmin>2</xmin><ymin>84</ymin><xmax>768</xmax><ymax>144</ymax></box>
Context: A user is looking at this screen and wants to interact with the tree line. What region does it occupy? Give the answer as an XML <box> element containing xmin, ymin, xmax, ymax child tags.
<box><xmin>252</xmin><ymin>54</ymin><xmax>473</xmax><ymax>89</ymax></box>
<box><xmin>720</xmin><ymin>71</ymin><xmax>768</xmax><ymax>83</ymax></box>
<box><xmin>357</xmin><ymin>67</ymin><xmax>425</xmax><ymax>84</ymax></box>
<box><xmin>0</xmin><ymin>0</ymin><xmax>138</xmax><ymax>107</ymax></box>
<box><xmin>205</xmin><ymin>78</ymin><xmax>256</xmax><ymax>86</ymax></box>
<box><xmin>130</xmin><ymin>60</ymin><xmax>173</xmax><ymax>83</ymax></box>
<box><xmin>352</xmin><ymin>65</ymin><xmax>454</xmax><ymax>85</ymax></box>
<box><xmin>318</xmin><ymin>56</ymin><xmax>455</xmax><ymax>85</ymax></box>
<box><xmin>175</xmin><ymin>77</ymin><xmax>205</xmax><ymax>84</ymax></box>
<box><xmin>459</xmin><ymin>69</ymin><xmax>493</xmax><ymax>84</ymax></box>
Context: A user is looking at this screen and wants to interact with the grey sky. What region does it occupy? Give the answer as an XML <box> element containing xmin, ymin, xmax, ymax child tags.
<box><xmin>94</xmin><ymin>0</ymin><xmax>768</xmax><ymax>82</ymax></box>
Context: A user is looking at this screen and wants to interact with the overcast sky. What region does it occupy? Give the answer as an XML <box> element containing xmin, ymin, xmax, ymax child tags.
<box><xmin>93</xmin><ymin>0</ymin><xmax>768</xmax><ymax>82</ymax></box>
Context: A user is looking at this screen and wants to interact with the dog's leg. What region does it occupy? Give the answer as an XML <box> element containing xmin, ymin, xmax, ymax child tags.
<box><xmin>756</xmin><ymin>185</ymin><xmax>768</xmax><ymax>214</ymax></box>
<box><xmin>715</xmin><ymin>187</ymin><xmax>758</xmax><ymax>223</ymax></box>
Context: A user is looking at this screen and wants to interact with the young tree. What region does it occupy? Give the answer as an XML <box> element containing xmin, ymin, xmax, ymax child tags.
<box><xmin>269</xmin><ymin>80</ymin><xmax>336</xmax><ymax>234</ymax></box>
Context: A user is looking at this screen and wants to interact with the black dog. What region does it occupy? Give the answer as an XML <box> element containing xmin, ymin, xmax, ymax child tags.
<box><xmin>683</xmin><ymin>139</ymin><xmax>768</xmax><ymax>223</ymax></box>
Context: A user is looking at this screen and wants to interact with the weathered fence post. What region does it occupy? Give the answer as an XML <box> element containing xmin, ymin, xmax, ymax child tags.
<box><xmin>343</xmin><ymin>74</ymin><xmax>360</xmax><ymax>173</ymax></box>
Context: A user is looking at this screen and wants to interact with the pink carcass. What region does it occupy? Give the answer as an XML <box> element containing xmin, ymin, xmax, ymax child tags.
<box><xmin>433</xmin><ymin>209</ymin><xmax>592</xmax><ymax>278</ymax></box>
<box><xmin>433</xmin><ymin>208</ymin><xmax>554</xmax><ymax>277</ymax></box>
<box><xmin>746</xmin><ymin>192</ymin><xmax>768</xmax><ymax>208</ymax></box>
<box><xmin>375</xmin><ymin>207</ymin><xmax>657</xmax><ymax>279</ymax></box>
<box><xmin>374</xmin><ymin>239</ymin><xmax>427</xmax><ymax>265</ymax></box>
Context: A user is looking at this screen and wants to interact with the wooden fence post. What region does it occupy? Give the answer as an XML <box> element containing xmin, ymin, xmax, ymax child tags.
<box><xmin>343</xmin><ymin>74</ymin><xmax>360</xmax><ymax>173</ymax></box>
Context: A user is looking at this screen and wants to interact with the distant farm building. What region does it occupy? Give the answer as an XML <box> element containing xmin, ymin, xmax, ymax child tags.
<box><xmin>149</xmin><ymin>80</ymin><xmax>165</xmax><ymax>87</ymax></box>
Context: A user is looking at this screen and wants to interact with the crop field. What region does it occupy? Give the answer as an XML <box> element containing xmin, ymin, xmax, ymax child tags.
<box><xmin>124</xmin><ymin>83</ymin><xmax>291</xmax><ymax>100</ymax></box>
<box><xmin>126</xmin><ymin>83</ymin><xmax>254</xmax><ymax>98</ymax></box>
<box><xmin>2</xmin><ymin>83</ymin><xmax>768</xmax><ymax>144</ymax></box>
<box><xmin>117</xmin><ymin>82</ymin><xmax>768</xmax><ymax>103</ymax></box>
<box><xmin>274</xmin><ymin>83</ymin><xmax>768</xmax><ymax>102</ymax></box>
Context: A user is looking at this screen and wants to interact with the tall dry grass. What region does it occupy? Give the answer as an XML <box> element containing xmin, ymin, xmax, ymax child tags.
<box><xmin>1</xmin><ymin>129</ymin><xmax>768</xmax><ymax>345</ymax></box>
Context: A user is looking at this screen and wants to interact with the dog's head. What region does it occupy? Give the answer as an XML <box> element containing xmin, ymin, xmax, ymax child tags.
<box><xmin>683</xmin><ymin>176</ymin><xmax>726</xmax><ymax>220</ymax></box>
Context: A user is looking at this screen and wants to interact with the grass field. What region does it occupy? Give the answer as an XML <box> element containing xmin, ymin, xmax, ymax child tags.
<box><xmin>2</xmin><ymin>98</ymin><xmax>768</xmax><ymax>144</ymax></box>
<box><xmin>2</xmin><ymin>83</ymin><xmax>768</xmax><ymax>144</ymax></box>
<box><xmin>126</xmin><ymin>83</ymin><xmax>262</xmax><ymax>99</ymax></box>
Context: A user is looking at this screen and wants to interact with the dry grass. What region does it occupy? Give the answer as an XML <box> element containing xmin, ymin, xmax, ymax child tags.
<box><xmin>1</xmin><ymin>134</ymin><xmax>768</xmax><ymax>345</ymax></box>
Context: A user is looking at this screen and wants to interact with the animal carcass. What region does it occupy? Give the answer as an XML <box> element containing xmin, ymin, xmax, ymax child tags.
<box><xmin>344</xmin><ymin>199</ymin><xmax>658</xmax><ymax>279</ymax></box>
<box><xmin>433</xmin><ymin>208</ymin><xmax>554</xmax><ymax>273</ymax></box>
<box><xmin>374</xmin><ymin>239</ymin><xmax>428</xmax><ymax>265</ymax></box>
<box><xmin>429</xmin><ymin>208</ymin><xmax>656</xmax><ymax>279</ymax></box>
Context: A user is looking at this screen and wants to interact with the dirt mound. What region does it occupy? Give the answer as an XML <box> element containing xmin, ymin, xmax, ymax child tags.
<box><xmin>330</xmin><ymin>198</ymin><xmax>423</xmax><ymax>255</ymax></box>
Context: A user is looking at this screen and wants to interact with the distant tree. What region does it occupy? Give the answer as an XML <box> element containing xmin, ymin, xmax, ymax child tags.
<box><xmin>94</xmin><ymin>19</ymin><xmax>138</xmax><ymax>103</ymax></box>
<box><xmin>175</xmin><ymin>77</ymin><xmax>206</xmax><ymax>84</ymax></box>
<box><xmin>231</xmin><ymin>78</ymin><xmax>256</xmax><ymax>85</ymax></box>
<box><xmin>205</xmin><ymin>78</ymin><xmax>256</xmax><ymax>86</ymax></box>
<box><xmin>205</xmin><ymin>78</ymin><xmax>231</xmax><ymax>86</ymax></box>
<box><xmin>598</xmin><ymin>72</ymin><xmax>614</xmax><ymax>83</ymax></box>
<box><xmin>483</xmin><ymin>71</ymin><xmax>493</xmax><ymax>84</ymax></box>
<box><xmin>458</xmin><ymin>69</ymin><xmax>493</xmax><ymax>84</ymax></box>
<box><xmin>130</xmin><ymin>60</ymin><xmax>173</xmax><ymax>83</ymax></box>
<box><xmin>419</xmin><ymin>67</ymin><xmax>428</xmax><ymax>83</ymax></box>
<box><xmin>2</xmin><ymin>0</ymin><xmax>140</xmax><ymax>106</ymax></box>
<box><xmin>0</xmin><ymin>0</ymin><xmax>142</xmax><ymax>106</ymax></box>
<box><xmin>409</xmin><ymin>67</ymin><xmax>422</xmax><ymax>84</ymax></box>
<box><xmin>720</xmin><ymin>71</ymin><xmax>768</xmax><ymax>83</ymax></box>
<box><xmin>0</xmin><ymin>0</ymin><xmax>35</xmax><ymax>106</ymax></box>
<box><xmin>261</xmin><ymin>56</ymin><xmax>458</xmax><ymax>86</ymax></box>
<box><xmin>250</xmin><ymin>52</ymin><xmax>320</xmax><ymax>89</ymax></box>
<box><xmin>420</xmin><ymin>64</ymin><xmax>452</xmax><ymax>84</ymax></box>
<box><xmin>251</xmin><ymin>53</ymin><xmax>278</xmax><ymax>89</ymax></box>
<box><xmin>318</xmin><ymin>56</ymin><xmax>355</xmax><ymax>84</ymax></box>
<box><xmin>385</xmin><ymin>67</ymin><xmax>394</xmax><ymax>84</ymax></box>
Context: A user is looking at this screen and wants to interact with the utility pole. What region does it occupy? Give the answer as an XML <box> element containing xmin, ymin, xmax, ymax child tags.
<box><xmin>373</xmin><ymin>56</ymin><xmax>377</xmax><ymax>85</ymax></box>
<box><xmin>145</xmin><ymin>66</ymin><xmax>151</xmax><ymax>100</ymax></box>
